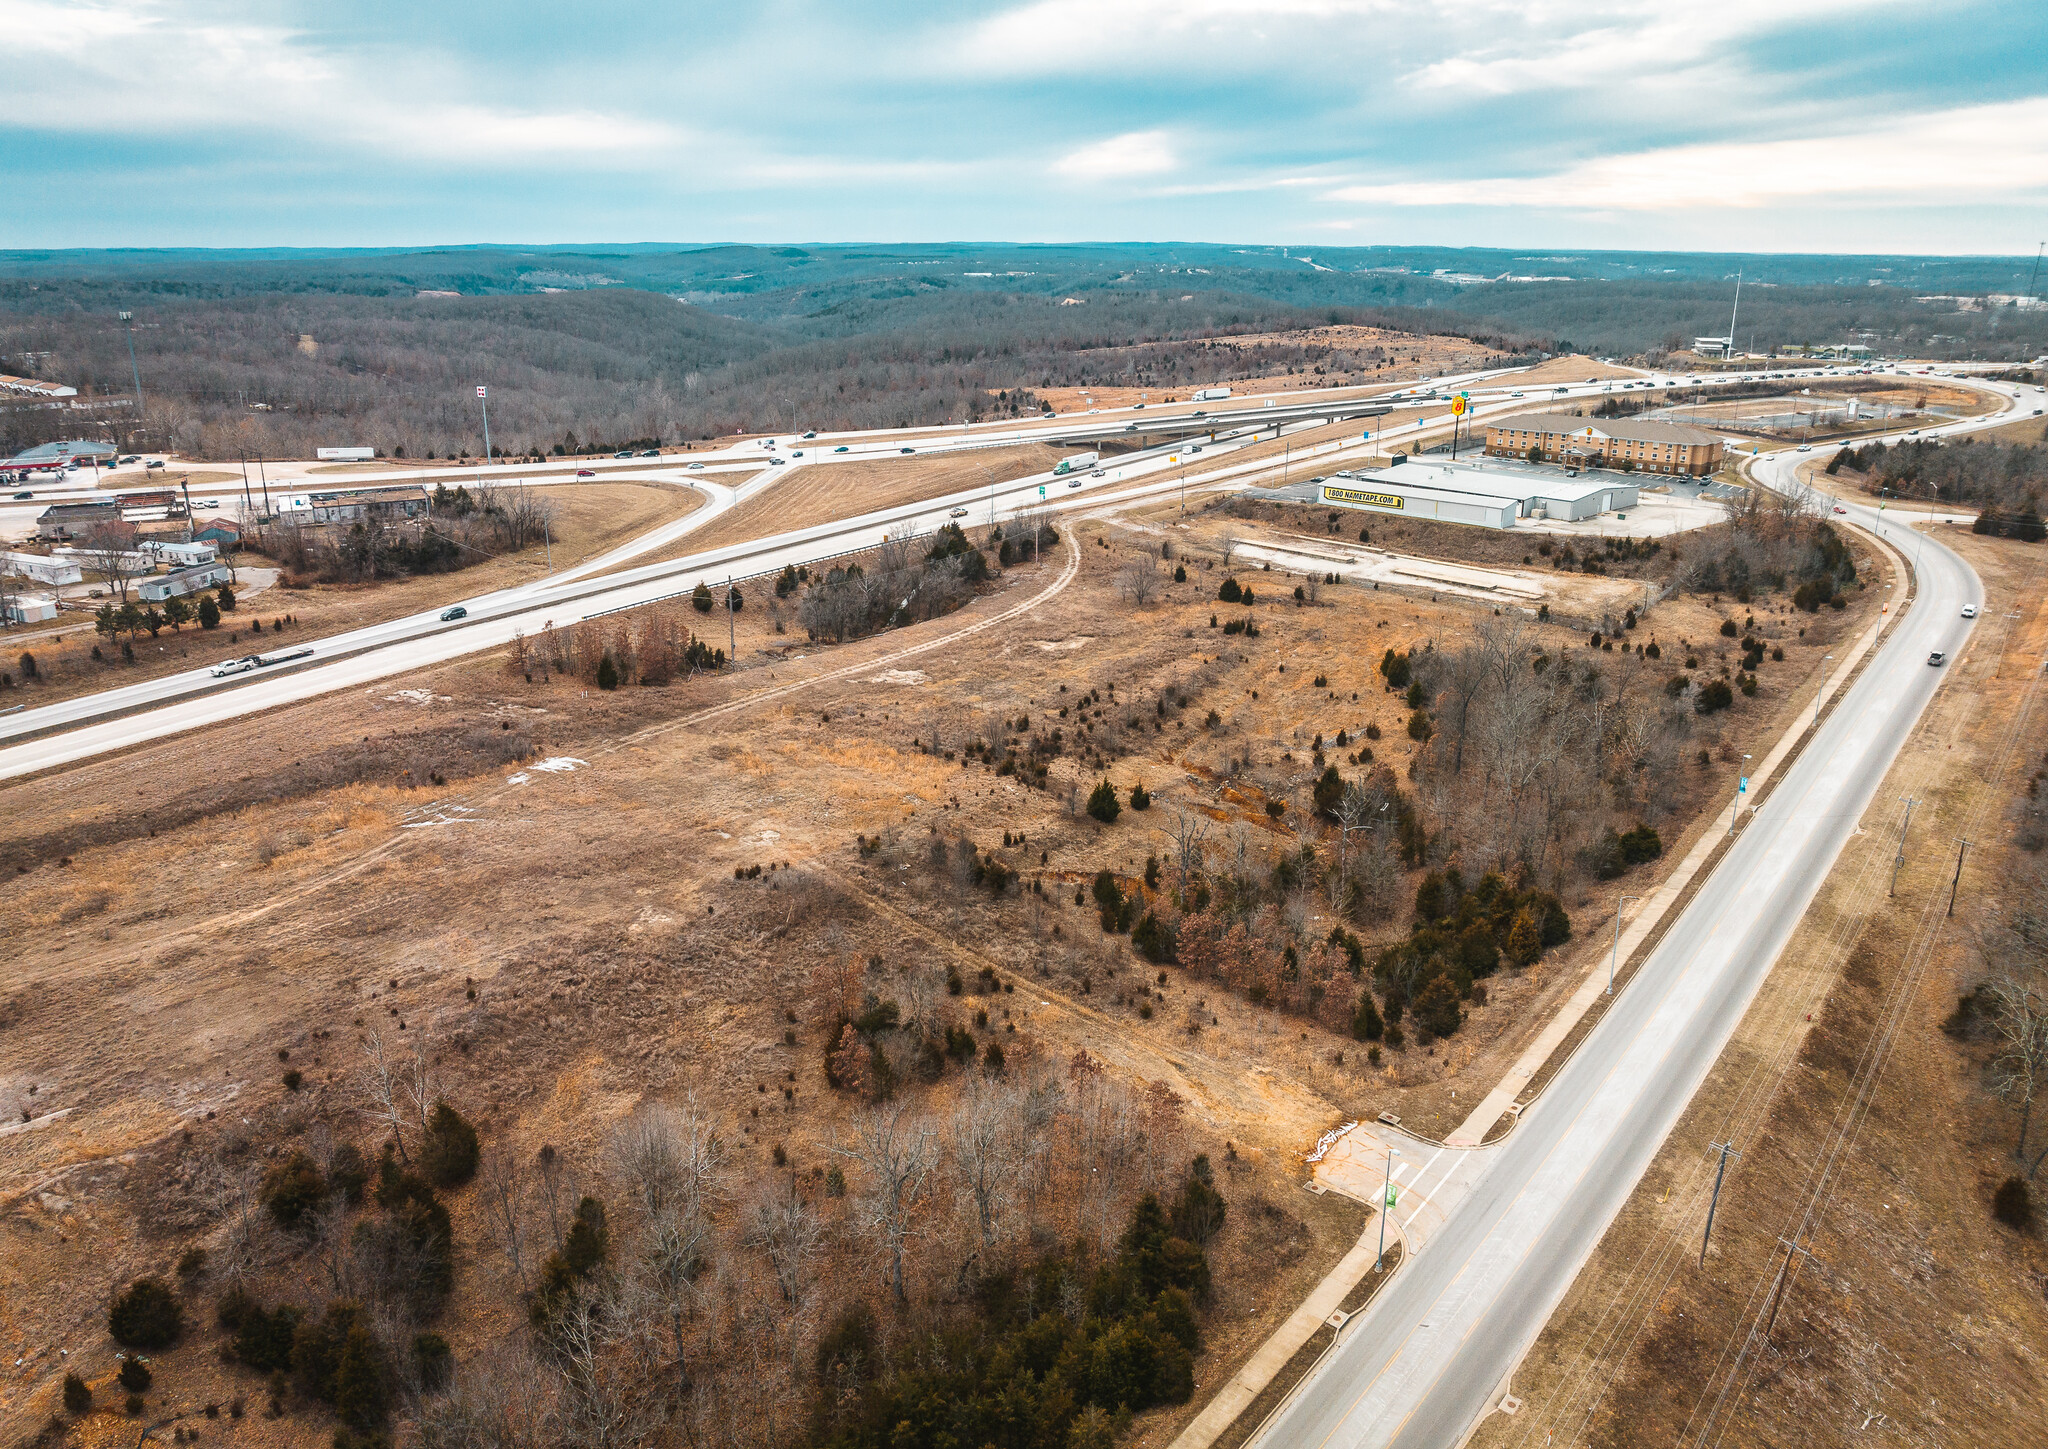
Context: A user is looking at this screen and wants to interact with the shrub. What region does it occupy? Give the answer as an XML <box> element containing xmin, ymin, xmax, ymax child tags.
<box><xmin>1506</xmin><ymin>909</ymin><xmax>1542</xmax><ymax>967</ymax></box>
<box><xmin>1994</xmin><ymin>1175</ymin><xmax>2035</xmax><ymax>1230</ymax></box>
<box><xmin>329</xmin><ymin>1143</ymin><xmax>370</xmax><ymax>1203</ymax></box>
<box><xmin>691</xmin><ymin>581</ymin><xmax>713</xmax><ymax>613</ymax></box>
<box><xmin>1619</xmin><ymin>825</ymin><xmax>1663</xmax><ymax>865</ymax></box>
<box><xmin>64</xmin><ymin>1372</ymin><xmax>91</xmax><ymax>1413</ymax></box>
<box><xmin>217</xmin><ymin>583</ymin><xmax>236</xmax><ymax>611</ymax></box>
<box><xmin>413</xmin><ymin>1331</ymin><xmax>453</xmax><ymax>1391</ymax></box>
<box><xmin>1129</xmin><ymin>781</ymin><xmax>1152</xmax><ymax>811</ymax></box>
<box><xmin>1086</xmin><ymin>779</ymin><xmax>1121</xmax><ymax>823</ymax></box>
<box><xmin>109</xmin><ymin>1277</ymin><xmax>183</xmax><ymax>1349</ymax></box>
<box><xmin>118</xmin><ymin>1356</ymin><xmax>153</xmax><ymax>1392</ymax></box>
<box><xmin>1132</xmin><ymin>912</ymin><xmax>1175</xmax><ymax>963</ymax></box>
<box><xmin>1351</xmin><ymin>990</ymin><xmax>1385</xmax><ymax>1042</ymax></box>
<box><xmin>126</xmin><ymin>1393</ymin><xmax>145</xmax><ymax>1416</ymax></box>
<box><xmin>232</xmin><ymin>1301</ymin><xmax>303</xmax><ymax>1373</ymax></box>
<box><xmin>198</xmin><ymin>595</ymin><xmax>221</xmax><ymax>629</ymax></box>
<box><xmin>1719</xmin><ymin>619</ymin><xmax>1738</xmax><ymax>637</ymax></box>
<box><xmin>1217</xmin><ymin>577</ymin><xmax>1242</xmax><ymax>603</ymax></box>
<box><xmin>1379</xmin><ymin>649</ymin><xmax>1411</xmax><ymax>688</ymax></box>
<box><xmin>262</xmin><ymin>1152</ymin><xmax>328</xmax><ymax>1229</ymax></box>
<box><xmin>1696</xmin><ymin>679</ymin><xmax>1734</xmax><ymax>714</ymax></box>
<box><xmin>421</xmin><ymin>1100</ymin><xmax>481</xmax><ymax>1188</ymax></box>
<box><xmin>1413</xmin><ymin>975</ymin><xmax>1464</xmax><ymax>1038</ymax></box>
<box><xmin>595</xmin><ymin>654</ymin><xmax>619</xmax><ymax>690</ymax></box>
<box><xmin>175</xmin><ymin>1246</ymin><xmax>208</xmax><ymax>1281</ymax></box>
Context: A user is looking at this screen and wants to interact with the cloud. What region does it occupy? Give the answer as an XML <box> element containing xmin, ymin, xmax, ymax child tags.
<box><xmin>0</xmin><ymin>0</ymin><xmax>684</xmax><ymax>165</ymax></box>
<box><xmin>1325</xmin><ymin>96</ymin><xmax>2048</xmax><ymax>210</ymax></box>
<box><xmin>1055</xmin><ymin>130</ymin><xmax>1179</xmax><ymax>180</ymax></box>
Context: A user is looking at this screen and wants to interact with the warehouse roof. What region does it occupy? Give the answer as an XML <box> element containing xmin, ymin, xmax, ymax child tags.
<box><xmin>1334</xmin><ymin>461</ymin><xmax>1525</xmax><ymax>507</ymax></box>
<box><xmin>1488</xmin><ymin>412</ymin><xmax>1722</xmax><ymax>445</ymax></box>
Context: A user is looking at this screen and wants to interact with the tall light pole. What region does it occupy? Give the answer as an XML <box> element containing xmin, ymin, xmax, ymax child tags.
<box><xmin>1815</xmin><ymin>654</ymin><xmax>1833</xmax><ymax>723</ymax></box>
<box><xmin>1889</xmin><ymin>796</ymin><xmax>1918</xmax><ymax>897</ymax></box>
<box><xmin>1700</xmin><ymin>1140</ymin><xmax>1740</xmax><ymax>1267</ymax></box>
<box><xmin>476</xmin><ymin>386</ymin><xmax>492</xmax><ymax>465</ymax></box>
<box><xmin>1608</xmin><ymin>894</ymin><xmax>1641</xmax><ymax>995</ymax></box>
<box><xmin>119</xmin><ymin>310</ymin><xmax>145</xmax><ymax>444</ymax></box>
<box><xmin>1377</xmin><ymin>1146</ymin><xmax>1401</xmax><ymax>1270</ymax></box>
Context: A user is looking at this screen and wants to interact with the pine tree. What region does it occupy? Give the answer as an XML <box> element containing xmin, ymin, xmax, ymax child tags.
<box><xmin>1351</xmin><ymin>990</ymin><xmax>1385</xmax><ymax>1042</ymax></box>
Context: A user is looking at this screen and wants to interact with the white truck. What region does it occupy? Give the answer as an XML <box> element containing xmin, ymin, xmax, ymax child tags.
<box><xmin>1052</xmin><ymin>452</ymin><xmax>1100</xmax><ymax>476</ymax></box>
<box><xmin>1191</xmin><ymin>388</ymin><xmax>1233</xmax><ymax>402</ymax></box>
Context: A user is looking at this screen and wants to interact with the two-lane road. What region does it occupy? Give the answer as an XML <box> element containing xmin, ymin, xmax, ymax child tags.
<box><xmin>1255</xmin><ymin>450</ymin><xmax>1985</xmax><ymax>1449</ymax></box>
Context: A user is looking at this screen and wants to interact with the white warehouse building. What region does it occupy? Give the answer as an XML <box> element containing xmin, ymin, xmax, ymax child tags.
<box><xmin>1317</xmin><ymin>458</ymin><xmax>1638</xmax><ymax>530</ymax></box>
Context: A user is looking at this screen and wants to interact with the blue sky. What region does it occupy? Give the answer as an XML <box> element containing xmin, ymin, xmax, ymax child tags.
<box><xmin>6</xmin><ymin>0</ymin><xmax>2045</xmax><ymax>253</ymax></box>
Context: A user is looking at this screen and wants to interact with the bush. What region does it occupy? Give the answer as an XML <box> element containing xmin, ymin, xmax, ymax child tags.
<box><xmin>126</xmin><ymin>1393</ymin><xmax>145</xmax><ymax>1416</ymax></box>
<box><xmin>64</xmin><ymin>1372</ymin><xmax>91</xmax><ymax>1414</ymax></box>
<box><xmin>421</xmin><ymin>1100</ymin><xmax>481</xmax><ymax>1188</ymax></box>
<box><xmin>595</xmin><ymin>653</ymin><xmax>619</xmax><ymax>690</ymax></box>
<box><xmin>118</xmin><ymin>1356</ymin><xmax>153</xmax><ymax>1392</ymax></box>
<box><xmin>1413</xmin><ymin>975</ymin><xmax>1464</xmax><ymax>1038</ymax></box>
<box><xmin>330</xmin><ymin>1143</ymin><xmax>370</xmax><ymax>1203</ymax></box>
<box><xmin>263</xmin><ymin>1152</ymin><xmax>327</xmax><ymax>1229</ymax></box>
<box><xmin>1128</xmin><ymin>782</ymin><xmax>1151</xmax><ymax>811</ymax></box>
<box><xmin>1407</xmin><ymin>710</ymin><xmax>1433</xmax><ymax>742</ymax></box>
<box><xmin>1351</xmin><ymin>990</ymin><xmax>1385</xmax><ymax>1042</ymax></box>
<box><xmin>198</xmin><ymin>595</ymin><xmax>221</xmax><ymax>629</ymax></box>
<box><xmin>1696</xmin><ymin>679</ymin><xmax>1734</xmax><ymax>714</ymax></box>
<box><xmin>413</xmin><ymin>1331</ymin><xmax>453</xmax><ymax>1391</ymax></box>
<box><xmin>232</xmin><ymin>1300</ymin><xmax>304</xmax><ymax>1373</ymax></box>
<box><xmin>1994</xmin><ymin>1175</ymin><xmax>2035</xmax><ymax>1230</ymax></box>
<box><xmin>1132</xmin><ymin>912</ymin><xmax>1175</xmax><ymax>963</ymax></box>
<box><xmin>1619</xmin><ymin>825</ymin><xmax>1663</xmax><ymax>865</ymax></box>
<box><xmin>1086</xmin><ymin>779</ymin><xmax>1122</xmax><ymax>823</ymax></box>
<box><xmin>691</xmin><ymin>581</ymin><xmax>713</xmax><ymax>613</ymax></box>
<box><xmin>1217</xmin><ymin>577</ymin><xmax>1242</xmax><ymax>603</ymax></box>
<box><xmin>109</xmin><ymin>1277</ymin><xmax>183</xmax><ymax>1349</ymax></box>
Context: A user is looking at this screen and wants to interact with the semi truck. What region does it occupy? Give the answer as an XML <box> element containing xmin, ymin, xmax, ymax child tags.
<box><xmin>1052</xmin><ymin>452</ymin><xmax>1099</xmax><ymax>476</ymax></box>
<box><xmin>1191</xmin><ymin>388</ymin><xmax>1233</xmax><ymax>402</ymax></box>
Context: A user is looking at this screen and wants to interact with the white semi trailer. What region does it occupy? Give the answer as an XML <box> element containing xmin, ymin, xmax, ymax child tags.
<box><xmin>1052</xmin><ymin>452</ymin><xmax>1099</xmax><ymax>476</ymax></box>
<box><xmin>1191</xmin><ymin>388</ymin><xmax>1233</xmax><ymax>402</ymax></box>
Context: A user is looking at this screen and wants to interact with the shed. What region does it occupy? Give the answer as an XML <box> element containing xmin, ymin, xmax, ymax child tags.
<box><xmin>4</xmin><ymin>593</ymin><xmax>59</xmax><ymax>624</ymax></box>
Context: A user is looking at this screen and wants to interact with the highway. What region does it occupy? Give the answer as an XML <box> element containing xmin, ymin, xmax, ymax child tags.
<box><xmin>1249</xmin><ymin>394</ymin><xmax>2010</xmax><ymax>1448</ymax></box>
<box><xmin>1</xmin><ymin>362</ymin><xmax>2032</xmax><ymax>785</ymax></box>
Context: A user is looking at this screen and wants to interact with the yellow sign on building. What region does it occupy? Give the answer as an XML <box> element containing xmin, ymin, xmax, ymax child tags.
<box><xmin>1326</xmin><ymin>485</ymin><xmax>1404</xmax><ymax>509</ymax></box>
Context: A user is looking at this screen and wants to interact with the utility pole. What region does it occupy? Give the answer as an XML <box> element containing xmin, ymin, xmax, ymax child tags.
<box><xmin>1762</xmin><ymin>1236</ymin><xmax>1816</xmax><ymax>1347</ymax></box>
<box><xmin>725</xmin><ymin>573</ymin><xmax>736</xmax><ymax>659</ymax></box>
<box><xmin>1815</xmin><ymin>653</ymin><xmax>1833</xmax><ymax>724</ymax></box>
<box><xmin>119</xmin><ymin>311</ymin><xmax>145</xmax><ymax>422</ymax></box>
<box><xmin>1700</xmin><ymin>1140</ymin><xmax>1740</xmax><ymax>1267</ymax></box>
<box><xmin>1608</xmin><ymin>894</ymin><xmax>1641</xmax><ymax>995</ymax></box>
<box><xmin>257</xmin><ymin>455</ymin><xmax>271</xmax><ymax>517</ymax></box>
<box><xmin>1890</xmin><ymin>796</ymin><xmax>1918</xmax><ymax>897</ymax></box>
<box><xmin>1377</xmin><ymin>1146</ymin><xmax>1400</xmax><ymax>1271</ymax></box>
<box><xmin>542</xmin><ymin>513</ymin><xmax>553</xmax><ymax>572</ymax></box>
<box><xmin>1948</xmin><ymin>838</ymin><xmax>1972</xmax><ymax>918</ymax></box>
<box><xmin>240</xmin><ymin>454</ymin><xmax>254</xmax><ymax>518</ymax></box>
<box><xmin>476</xmin><ymin>386</ymin><xmax>492</xmax><ymax>465</ymax></box>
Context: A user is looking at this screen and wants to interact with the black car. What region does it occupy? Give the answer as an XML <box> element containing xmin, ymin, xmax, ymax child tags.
<box><xmin>441</xmin><ymin>606</ymin><xmax>469</xmax><ymax>622</ymax></box>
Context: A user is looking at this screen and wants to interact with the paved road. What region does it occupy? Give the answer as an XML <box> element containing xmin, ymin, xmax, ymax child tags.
<box><xmin>1251</xmin><ymin>407</ymin><xmax>2001</xmax><ymax>1449</ymax></box>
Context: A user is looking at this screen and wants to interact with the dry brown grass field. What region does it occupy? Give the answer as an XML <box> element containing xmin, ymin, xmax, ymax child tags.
<box><xmin>0</xmin><ymin>482</ymin><xmax>1890</xmax><ymax>1447</ymax></box>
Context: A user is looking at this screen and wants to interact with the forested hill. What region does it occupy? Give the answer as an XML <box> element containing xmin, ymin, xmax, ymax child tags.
<box><xmin>3</xmin><ymin>242</ymin><xmax>2042</xmax><ymax>460</ymax></box>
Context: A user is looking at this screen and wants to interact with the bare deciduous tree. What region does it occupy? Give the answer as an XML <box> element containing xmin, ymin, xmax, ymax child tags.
<box><xmin>355</xmin><ymin>1029</ymin><xmax>411</xmax><ymax>1162</ymax></box>
<box><xmin>415</xmin><ymin>1343</ymin><xmax>560</xmax><ymax>1449</ymax></box>
<box><xmin>1989</xmin><ymin>969</ymin><xmax>2048</xmax><ymax>1175</ymax></box>
<box><xmin>478</xmin><ymin>1147</ymin><xmax>535</xmax><ymax>1294</ymax></box>
<box><xmin>1114</xmin><ymin>555</ymin><xmax>1158</xmax><ymax>606</ymax></box>
<box><xmin>608</xmin><ymin>1098</ymin><xmax>726</xmax><ymax>1223</ymax></box>
<box><xmin>75</xmin><ymin>520</ymin><xmax>149</xmax><ymax>604</ymax></box>
<box><xmin>832</xmin><ymin>1104</ymin><xmax>939</xmax><ymax>1304</ymax></box>
<box><xmin>1167</xmin><ymin>807</ymin><xmax>1211</xmax><ymax>901</ymax></box>
<box><xmin>743</xmin><ymin>1179</ymin><xmax>823</xmax><ymax>1312</ymax></box>
<box><xmin>949</xmin><ymin>1080</ymin><xmax>1017</xmax><ymax>1249</ymax></box>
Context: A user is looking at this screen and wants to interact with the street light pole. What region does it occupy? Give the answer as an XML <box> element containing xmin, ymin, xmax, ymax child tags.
<box><xmin>1608</xmin><ymin>894</ymin><xmax>1641</xmax><ymax>994</ymax></box>
<box><xmin>119</xmin><ymin>311</ymin><xmax>145</xmax><ymax>424</ymax></box>
<box><xmin>476</xmin><ymin>386</ymin><xmax>492</xmax><ymax>465</ymax></box>
<box><xmin>1377</xmin><ymin>1147</ymin><xmax>1401</xmax><ymax>1271</ymax></box>
<box><xmin>1815</xmin><ymin>654</ymin><xmax>1833</xmax><ymax>724</ymax></box>
<box><xmin>1728</xmin><ymin>754</ymin><xmax>1752</xmax><ymax>836</ymax></box>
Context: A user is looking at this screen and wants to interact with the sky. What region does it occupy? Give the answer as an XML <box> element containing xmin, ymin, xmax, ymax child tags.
<box><xmin>6</xmin><ymin>0</ymin><xmax>2046</xmax><ymax>254</ymax></box>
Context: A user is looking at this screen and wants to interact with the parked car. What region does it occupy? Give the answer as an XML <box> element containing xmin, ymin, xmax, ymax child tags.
<box><xmin>1928</xmin><ymin>650</ymin><xmax>1946</xmax><ymax>666</ymax></box>
<box><xmin>576</xmin><ymin>469</ymin><xmax>597</xmax><ymax>477</ymax></box>
<box><xmin>146</xmin><ymin>459</ymin><xmax>165</xmax><ymax>469</ymax></box>
<box><xmin>441</xmin><ymin>606</ymin><xmax>468</xmax><ymax>622</ymax></box>
<box><xmin>118</xmin><ymin>455</ymin><xmax>140</xmax><ymax>464</ymax></box>
<box><xmin>801</xmin><ymin>430</ymin><xmax>817</xmax><ymax>439</ymax></box>
<box><xmin>1962</xmin><ymin>605</ymin><xmax>1978</xmax><ymax>618</ymax></box>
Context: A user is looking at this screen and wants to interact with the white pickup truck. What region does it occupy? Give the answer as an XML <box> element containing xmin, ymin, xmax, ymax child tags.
<box><xmin>210</xmin><ymin>644</ymin><xmax>313</xmax><ymax>678</ymax></box>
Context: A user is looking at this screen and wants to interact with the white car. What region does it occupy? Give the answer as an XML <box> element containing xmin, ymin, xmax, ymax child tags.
<box><xmin>1962</xmin><ymin>605</ymin><xmax>1978</xmax><ymax>618</ymax></box>
<box><xmin>1067</xmin><ymin>479</ymin><xmax>1083</xmax><ymax>489</ymax></box>
<box><xmin>1090</xmin><ymin>469</ymin><xmax>1106</xmax><ymax>477</ymax></box>
<box><xmin>768</xmin><ymin>457</ymin><xmax>786</xmax><ymax>466</ymax></box>
<box><xmin>948</xmin><ymin>507</ymin><xmax>968</xmax><ymax>518</ymax></box>
<box><xmin>210</xmin><ymin>656</ymin><xmax>261</xmax><ymax>678</ymax></box>
<box><xmin>1796</xmin><ymin>444</ymin><xmax>1812</xmax><ymax>452</ymax></box>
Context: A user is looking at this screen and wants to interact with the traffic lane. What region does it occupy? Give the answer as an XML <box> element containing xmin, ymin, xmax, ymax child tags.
<box><xmin>1259</xmin><ymin>512</ymin><xmax>1975</xmax><ymax>1448</ymax></box>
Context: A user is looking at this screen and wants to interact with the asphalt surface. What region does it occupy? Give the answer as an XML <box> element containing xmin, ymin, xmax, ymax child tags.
<box><xmin>1250</xmin><ymin>411</ymin><xmax>2002</xmax><ymax>1449</ymax></box>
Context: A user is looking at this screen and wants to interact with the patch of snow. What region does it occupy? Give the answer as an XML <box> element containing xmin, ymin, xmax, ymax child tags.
<box><xmin>869</xmin><ymin>669</ymin><xmax>928</xmax><ymax>685</ymax></box>
<box><xmin>386</xmin><ymin>688</ymin><xmax>449</xmax><ymax>705</ymax></box>
<box><xmin>530</xmin><ymin>757</ymin><xmax>588</xmax><ymax>773</ymax></box>
<box><xmin>505</xmin><ymin>773</ymin><xmax>531</xmax><ymax>786</ymax></box>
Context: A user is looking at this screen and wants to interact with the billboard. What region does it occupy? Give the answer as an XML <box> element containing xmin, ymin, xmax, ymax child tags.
<box><xmin>315</xmin><ymin>447</ymin><xmax>376</xmax><ymax>462</ymax></box>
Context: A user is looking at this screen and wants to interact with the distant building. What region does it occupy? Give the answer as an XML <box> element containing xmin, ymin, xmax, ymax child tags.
<box><xmin>0</xmin><ymin>551</ymin><xmax>85</xmax><ymax>586</ymax></box>
<box><xmin>139</xmin><ymin>539</ymin><xmax>219</xmax><ymax>568</ymax></box>
<box><xmin>307</xmin><ymin>485</ymin><xmax>430</xmax><ymax>524</ymax></box>
<box><xmin>137</xmin><ymin>562</ymin><xmax>231</xmax><ymax>602</ymax></box>
<box><xmin>4</xmin><ymin>593</ymin><xmax>60</xmax><ymax>625</ymax></box>
<box><xmin>0</xmin><ymin>376</ymin><xmax>79</xmax><ymax>400</ymax></box>
<box><xmin>1485</xmin><ymin>413</ymin><xmax>1724</xmax><ymax>477</ymax></box>
<box><xmin>1316</xmin><ymin>458</ymin><xmax>1640</xmax><ymax>530</ymax></box>
<box><xmin>193</xmin><ymin>519</ymin><xmax>243</xmax><ymax>549</ymax></box>
<box><xmin>35</xmin><ymin>501</ymin><xmax>121</xmax><ymax>540</ymax></box>
<box><xmin>4</xmin><ymin>438</ymin><xmax>115</xmax><ymax>471</ymax></box>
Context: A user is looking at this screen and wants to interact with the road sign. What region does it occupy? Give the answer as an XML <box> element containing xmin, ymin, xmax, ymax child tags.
<box><xmin>1386</xmin><ymin>1183</ymin><xmax>1399</xmax><ymax>1208</ymax></box>
<box><xmin>1038</xmin><ymin>485</ymin><xmax>1046</xmax><ymax>497</ymax></box>
<box><xmin>476</xmin><ymin>386</ymin><xmax>487</xmax><ymax>398</ymax></box>
<box><xmin>1739</xmin><ymin>777</ymin><xmax>1749</xmax><ymax>793</ymax></box>
<box><xmin>1450</xmin><ymin>397</ymin><xmax>1468</xmax><ymax>416</ymax></box>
